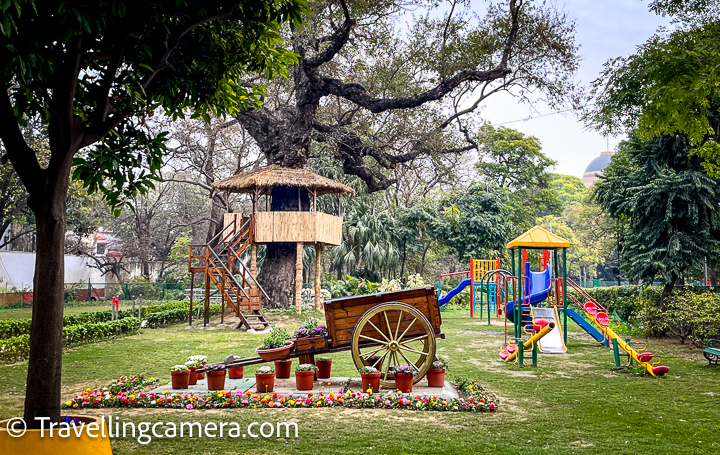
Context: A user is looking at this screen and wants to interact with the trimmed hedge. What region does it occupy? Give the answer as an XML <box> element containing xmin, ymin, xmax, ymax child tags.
<box><xmin>146</xmin><ymin>304</ymin><xmax>222</xmax><ymax>328</ymax></box>
<box><xmin>0</xmin><ymin>318</ymin><xmax>140</xmax><ymax>363</ymax></box>
<box><xmin>0</xmin><ymin>300</ymin><xmax>191</xmax><ymax>338</ymax></box>
<box><xmin>635</xmin><ymin>291</ymin><xmax>720</xmax><ymax>346</ymax></box>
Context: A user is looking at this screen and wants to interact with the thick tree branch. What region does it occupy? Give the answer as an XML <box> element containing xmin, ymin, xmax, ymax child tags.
<box><xmin>321</xmin><ymin>67</ymin><xmax>511</xmax><ymax>113</ymax></box>
<box><xmin>305</xmin><ymin>16</ymin><xmax>355</xmax><ymax>68</ymax></box>
<box><xmin>0</xmin><ymin>87</ymin><xmax>44</xmax><ymax>194</ymax></box>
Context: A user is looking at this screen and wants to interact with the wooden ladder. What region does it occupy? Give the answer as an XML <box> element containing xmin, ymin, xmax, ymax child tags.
<box><xmin>189</xmin><ymin>215</ymin><xmax>270</xmax><ymax>330</ymax></box>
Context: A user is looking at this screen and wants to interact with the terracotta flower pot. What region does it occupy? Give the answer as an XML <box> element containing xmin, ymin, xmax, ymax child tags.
<box><xmin>274</xmin><ymin>359</ymin><xmax>292</xmax><ymax>379</ymax></box>
<box><xmin>206</xmin><ymin>370</ymin><xmax>226</xmax><ymax>390</ymax></box>
<box><xmin>394</xmin><ymin>372</ymin><xmax>414</xmax><ymax>393</ymax></box>
<box><xmin>171</xmin><ymin>370</ymin><xmax>191</xmax><ymax>389</ymax></box>
<box><xmin>426</xmin><ymin>368</ymin><xmax>445</xmax><ymax>387</ymax></box>
<box><xmin>1</xmin><ymin>415</ymin><xmax>112</xmax><ymax>455</ymax></box>
<box><xmin>256</xmin><ymin>341</ymin><xmax>294</xmax><ymax>361</ymax></box>
<box><xmin>361</xmin><ymin>372</ymin><xmax>381</xmax><ymax>393</ymax></box>
<box><xmin>315</xmin><ymin>359</ymin><xmax>332</xmax><ymax>379</ymax></box>
<box><xmin>189</xmin><ymin>367</ymin><xmax>199</xmax><ymax>385</ymax></box>
<box><xmin>295</xmin><ymin>370</ymin><xmax>315</xmax><ymax>390</ymax></box>
<box><xmin>198</xmin><ymin>362</ymin><xmax>206</xmax><ymax>380</ymax></box>
<box><xmin>255</xmin><ymin>372</ymin><xmax>275</xmax><ymax>393</ymax></box>
<box><xmin>228</xmin><ymin>366</ymin><xmax>244</xmax><ymax>379</ymax></box>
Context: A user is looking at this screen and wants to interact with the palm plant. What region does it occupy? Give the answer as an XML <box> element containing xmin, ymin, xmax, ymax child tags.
<box><xmin>333</xmin><ymin>202</ymin><xmax>400</xmax><ymax>280</ymax></box>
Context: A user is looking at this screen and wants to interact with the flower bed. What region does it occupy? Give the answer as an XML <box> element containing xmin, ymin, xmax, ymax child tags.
<box><xmin>62</xmin><ymin>374</ymin><xmax>499</xmax><ymax>412</ymax></box>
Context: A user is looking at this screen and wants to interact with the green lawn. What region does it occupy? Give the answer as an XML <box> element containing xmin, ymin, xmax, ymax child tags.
<box><xmin>0</xmin><ymin>309</ymin><xmax>718</xmax><ymax>454</ymax></box>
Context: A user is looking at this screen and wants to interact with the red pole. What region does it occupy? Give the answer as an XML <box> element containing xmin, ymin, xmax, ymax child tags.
<box><xmin>470</xmin><ymin>258</ymin><xmax>475</xmax><ymax>318</ymax></box>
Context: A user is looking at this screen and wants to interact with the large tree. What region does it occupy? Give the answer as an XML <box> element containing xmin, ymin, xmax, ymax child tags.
<box><xmin>586</xmin><ymin>0</ymin><xmax>720</xmax><ymax>175</ymax></box>
<box><xmin>594</xmin><ymin>131</ymin><xmax>720</xmax><ymax>299</ymax></box>
<box><xmin>0</xmin><ymin>0</ymin><xmax>305</xmax><ymax>425</ymax></box>
<box><xmin>236</xmin><ymin>0</ymin><xmax>580</xmax><ymax>306</ymax></box>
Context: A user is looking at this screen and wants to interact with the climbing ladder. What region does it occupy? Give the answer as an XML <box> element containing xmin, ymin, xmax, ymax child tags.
<box><xmin>189</xmin><ymin>214</ymin><xmax>270</xmax><ymax>330</ymax></box>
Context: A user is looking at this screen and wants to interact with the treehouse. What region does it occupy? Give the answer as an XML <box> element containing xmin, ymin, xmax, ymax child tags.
<box><xmin>189</xmin><ymin>166</ymin><xmax>354</xmax><ymax>329</ymax></box>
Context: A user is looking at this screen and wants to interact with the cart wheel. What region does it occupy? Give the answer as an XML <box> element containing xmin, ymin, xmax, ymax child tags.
<box><xmin>351</xmin><ymin>302</ymin><xmax>437</xmax><ymax>387</ymax></box>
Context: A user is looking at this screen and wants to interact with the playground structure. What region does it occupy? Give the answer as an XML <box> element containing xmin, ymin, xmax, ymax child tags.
<box><xmin>437</xmin><ymin>226</ymin><xmax>670</xmax><ymax>375</ymax></box>
<box><xmin>438</xmin><ymin>258</ymin><xmax>515</xmax><ymax>320</ymax></box>
<box><xmin>188</xmin><ymin>166</ymin><xmax>354</xmax><ymax>329</ymax></box>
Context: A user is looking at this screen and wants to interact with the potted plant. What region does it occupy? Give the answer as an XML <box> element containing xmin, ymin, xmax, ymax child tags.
<box><xmin>224</xmin><ymin>355</ymin><xmax>244</xmax><ymax>379</ymax></box>
<box><xmin>274</xmin><ymin>359</ymin><xmax>293</xmax><ymax>378</ymax></box>
<box><xmin>295</xmin><ymin>363</ymin><xmax>318</xmax><ymax>390</ymax></box>
<box><xmin>170</xmin><ymin>364</ymin><xmax>190</xmax><ymax>389</ymax></box>
<box><xmin>205</xmin><ymin>363</ymin><xmax>227</xmax><ymax>391</ymax></box>
<box><xmin>185</xmin><ymin>358</ymin><xmax>203</xmax><ymax>385</ymax></box>
<box><xmin>315</xmin><ymin>356</ymin><xmax>332</xmax><ymax>378</ymax></box>
<box><xmin>427</xmin><ymin>358</ymin><xmax>447</xmax><ymax>387</ymax></box>
<box><xmin>390</xmin><ymin>365</ymin><xmax>417</xmax><ymax>393</ymax></box>
<box><xmin>359</xmin><ymin>366</ymin><xmax>381</xmax><ymax>393</ymax></box>
<box><xmin>256</xmin><ymin>326</ymin><xmax>294</xmax><ymax>361</ymax></box>
<box><xmin>255</xmin><ymin>365</ymin><xmax>276</xmax><ymax>393</ymax></box>
<box><xmin>366</xmin><ymin>355</ymin><xmax>384</xmax><ymax>371</ymax></box>
<box><xmin>188</xmin><ymin>355</ymin><xmax>208</xmax><ymax>380</ymax></box>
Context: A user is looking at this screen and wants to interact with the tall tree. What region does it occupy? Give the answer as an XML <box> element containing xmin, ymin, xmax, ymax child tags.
<box><xmin>585</xmin><ymin>1</ymin><xmax>720</xmax><ymax>175</ymax></box>
<box><xmin>594</xmin><ymin>131</ymin><xmax>720</xmax><ymax>299</ymax></box>
<box><xmin>0</xmin><ymin>0</ymin><xmax>305</xmax><ymax>425</ymax></box>
<box><xmin>236</xmin><ymin>0</ymin><xmax>581</xmax><ymax>306</ymax></box>
<box><xmin>475</xmin><ymin>124</ymin><xmax>561</xmax><ymax>233</ymax></box>
<box><xmin>550</xmin><ymin>173</ymin><xmax>587</xmax><ymax>208</ymax></box>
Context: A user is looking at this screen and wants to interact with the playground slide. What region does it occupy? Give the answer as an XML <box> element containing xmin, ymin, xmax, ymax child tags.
<box><xmin>505</xmin><ymin>264</ymin><xmax>551</xmax><ymax>323</ymax></box>
<box><xmin>531</xmin><ymin>307</ymin><xmax>566</xmax><ymax>353</ymax></box>
<box><xmin>438</xmin><ymin>278</ymin><xmax>471</xmax><ymax>306</ymax></box>
<box><xmin>560</xmin><ymin>308</ymin><xmax>605</xmax><ymax>343</ymax></box>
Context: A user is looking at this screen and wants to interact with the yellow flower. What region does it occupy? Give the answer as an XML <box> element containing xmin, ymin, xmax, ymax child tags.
<box><xmin>129</xmin><ymin>394</ymin><xmax>135</xmax><ymax>399</ymax></box>
<box><xmin>85</xmin><ymin>388</ymin><xmax>91</xmax><ymax>392</ymax></box>
<box><xmin>65</xmin><ymin>401</ymin><xmax>72</xmax><ymax>406</ymax></box>
<box><xmin>289</xmin><ymin>400</ymin><xmax>295</xmax><ymax>405</ymax></box>
<box><xmin>316</xmin><ymin>401</ymin><xmax>322</xmax><ymax>407</ymax></box>
<box><xmin>163</xmin><ymin>390</ymin><xmax>168</xmax><ymax>395</ymax></box>
<box><xmin>217</xmin><ymin>392</ymin><xmax>223</xmax><ymax>398</ymax></box>
<box><xmin>149</xmin><ymin>377</ymin><xmax>154</xmax><ymax>381</ymax></box>
<box><xmin>367</xmin><ymin>388</ymin><xmax>373</xmax><ymax>394</ymax></box>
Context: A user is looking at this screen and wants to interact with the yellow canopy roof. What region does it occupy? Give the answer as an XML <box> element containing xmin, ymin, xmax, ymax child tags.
<box><xmin>506</xmin><ymin>226</ymin><xmax>571</xmax><ymax>249</ymax></box>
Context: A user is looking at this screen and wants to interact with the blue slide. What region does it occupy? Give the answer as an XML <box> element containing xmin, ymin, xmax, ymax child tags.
<box><xmin>506</xmin><ymin>263</ymin><xmax>551</xmax><ymax>324</ymax></box>
<box><xmin>560</xmin><ymin>308</ymin><xmax>605</xmax><ymax>343</ymax></box>
<box><xmin>438</xmin><ymin>278</ymin><xmax>471</xmax><ymax>306</ymax></box>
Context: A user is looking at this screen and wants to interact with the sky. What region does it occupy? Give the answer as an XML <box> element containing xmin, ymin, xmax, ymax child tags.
<box><xmin>477</xmin><ymin>0</ymin><xmax>673</xmax><ymax>178</ymax></box>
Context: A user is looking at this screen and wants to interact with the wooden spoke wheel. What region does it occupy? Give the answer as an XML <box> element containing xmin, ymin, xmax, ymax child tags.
<box><xmin>351</xmin><ymin>302</ymin><xmax>436</xmax><ymax>387</ymax></box>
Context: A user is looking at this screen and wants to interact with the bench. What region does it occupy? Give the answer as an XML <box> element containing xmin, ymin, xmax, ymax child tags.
<box><xmin>704</xmin><ymin>339</ymin><xmax>720</xmax><ymax>366</ymax></box>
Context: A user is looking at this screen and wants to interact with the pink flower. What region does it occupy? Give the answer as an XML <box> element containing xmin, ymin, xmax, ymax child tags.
<box><xmin>242</xmin><ymin>400</ymin><xmax>248</xmax><ymax>404</ymax></box>
<box><xmin>489</xmin><ymin>403</ymin><xmax>496</xmax><ymax>410</ymax></box>
<box><xmin>384</xmin><ymin>400</ymin><xmax>391</xmax><ymax>406</ymax></box>
<box><xmin>288</xmin><ymin>392</ymin><xmax>293</xmax><ymax>397</ymax></box>
<box><xmin>186</xmin><ymin>404</ymin><xmax>193</xmax><ymax>409</ymax></box>
<box><xmin>235</xmin><ymin>391</ymin><xmax>242</xmax><ymax>397</ymax></box>
<box><xmin>338</xmin><ymin>388</ymin><xmax>343</xmax><ymax>394</ymax></box>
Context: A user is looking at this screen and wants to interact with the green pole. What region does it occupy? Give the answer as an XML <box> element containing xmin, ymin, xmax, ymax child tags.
<box><xmin>612</xmin><ymin>338</ymin><xmax>621</xmax><ymax>368</ymax></box>
<box><xmin>553</xmin><ymin>250</ymin><xmax>559</xmax><ymax>306</ymax></box>
<box><xmin>532</xmin><ymin>340</ymin><xmax>538</xmax><ymax>367</ymax></box>
<box><xmin>517</xmin><ymin>338</ymin><xmax>524</xmax><ymax>367</ymax></box>
<box><xmin>88</xmin><ymin>282</ymin><xmax>92</xmax><ymax>302</ymax></box>
<box><xmin>162</xmin><ymin>283</ymin><xmax>166</xmax><ymax>300</ymax></box>
<box><xmin>563</xmin><ymin>247</ymin><xmax>568</xmax><ymax>345</ymax></box>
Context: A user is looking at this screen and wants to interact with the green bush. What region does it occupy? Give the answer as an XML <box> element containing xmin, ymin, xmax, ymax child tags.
<box><xmin>0</xmin><ymin>318</ymin><xmax>141</xmax><ymax>363</ymax></box>
<box><xmin>145</xmin><ymin>304</ymin><xmax>221</xmax><ymax>328</ymax></box>
<box><xmin>0</xmin><ymin>300</ymin><xmax>191</xmax><ymax>338</ymax></box>
<box><xmin>634</xmin><ymin>290</ymin><xmax>720</xmax><ymax>346</ymax></box>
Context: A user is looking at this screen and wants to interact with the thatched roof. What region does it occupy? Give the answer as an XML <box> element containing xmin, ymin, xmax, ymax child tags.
<box><xmin>212</xmin><ymin>165</ymin><xmax>355</xmax><ymax>196</ymax></box>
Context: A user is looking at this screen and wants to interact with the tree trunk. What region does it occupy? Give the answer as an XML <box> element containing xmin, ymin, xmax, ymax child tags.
<box><xmin>255</xmin><ymin>186</ymin><xmax>309</xmax><ymax>309</ymax></box>
<box><xmin>661</xmin><ymin>271</ymin><xmax>678</xmax><ymax>303</ymax></box>
<box><xmin>709</xmin><ymin>267</ymin><xmax>718</xmax><ymax>286</ymax></box>
<box><xmin>24</xmin><ymin>191</ymin><xmax>67</xmax><ymax>426</ymax></box>
<box><xmin>206</xmin><ymin>192</ymin><xmax>225</xmax><ymax>244</ymax></box>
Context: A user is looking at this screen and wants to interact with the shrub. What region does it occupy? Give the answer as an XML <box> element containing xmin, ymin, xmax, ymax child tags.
<box><xmin>634</xmin><ymin>290</ymin><xmax>720</xmax><ymax>346</ymax></box>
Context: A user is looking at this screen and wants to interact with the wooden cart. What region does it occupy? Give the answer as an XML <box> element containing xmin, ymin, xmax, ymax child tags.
<box><xmin>224</xmin><ymin>286</ymin><xmax>444</xmax><ymax>386</ymax></box>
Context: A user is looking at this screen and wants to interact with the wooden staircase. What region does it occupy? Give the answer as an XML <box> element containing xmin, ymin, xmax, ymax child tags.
<box><xmin>189</xmin><ymin>214</ymin><xmax>270</xmax><ymax>330</ymax></box>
